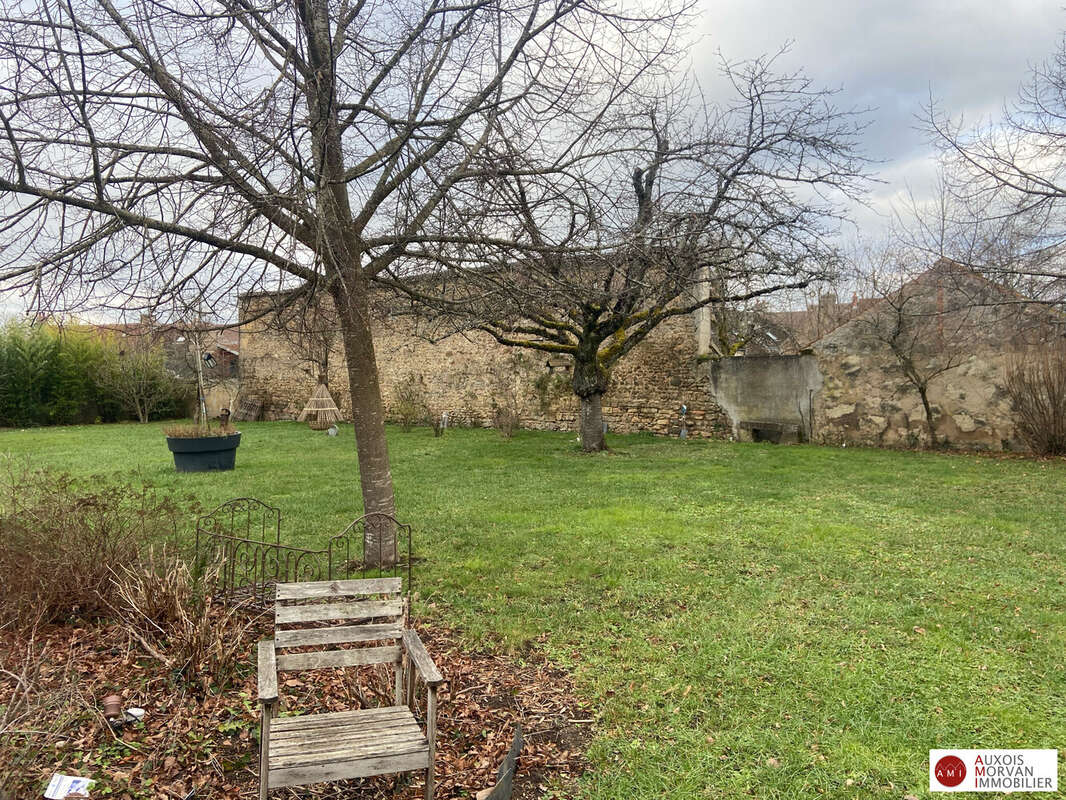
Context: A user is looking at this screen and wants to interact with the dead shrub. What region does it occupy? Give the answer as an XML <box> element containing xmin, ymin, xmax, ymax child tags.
<box><xmin>428</xmin><ymin>406</ymin><xmax>446</xmax><ymax>437</ymax></box>
<box><xmin>1006</xmin><ymin>346</ymin><xmax>1066</xmax><ymax>455</ymax></box>
<box><xmin>492</xmin><ymin>399</ymin><xmax>519</xmax><ymax>438</ymax></box>
<box><xmin>488</xmin><ymin>353</ymin><xmax>525</xmax><ymax>438</ymax></box>
<box><xmin>392</xmin><ymin>372</ymin><xmax>430</xmax><ymax>431</ymax></box>
<box><xmin>0</xmin><ymin>463</ymin><xmax>195</xmax><ymax>630</ymax></box>
<box><xmin>109</xmin><ymin>548</ymin><xmax>257</xmax><ymax>692</ymax></box>
<box><xmin>0</xmin><ymin>630</ymin><xmax>90</xmax><ymax>795</ymax></box>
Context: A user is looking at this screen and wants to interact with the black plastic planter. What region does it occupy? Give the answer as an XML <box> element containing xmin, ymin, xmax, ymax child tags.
<box><xmin>166</xmin><ymin>433</ymin><xmax>241</xmax><ymax>472</ymax></box>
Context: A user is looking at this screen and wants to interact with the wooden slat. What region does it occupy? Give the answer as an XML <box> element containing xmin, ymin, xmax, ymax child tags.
<box><xmin>257</xmin><ymin>640</ymin><xmax>278</xmax><ymax>703</ymax></box>
<box><xmin>270</xmin><ymin>749</ymin><xmax>430</xmax><ymax>788</ymax></box>
<box><xmin>276</xmin><ymin>645</ymin><xmax>400</xmax><ymax>672</ymax></box>
<box><xmin>275</xmin><ymin>624</ymin><xmax>401</xmax><ymax>649</ymax></box>
<box><xmin>270</xmin><ymin>734</ymin><xmax>427</xmax><ymax>768</ymax></box>
<box><xmin>402</xmin><ymin>629</ymin><xmax>443</xmax><ymax>686</ymax></box>
<box><xmin>273</xmin><ymin>706</ymin><xmax>410</xmax><ymax>732</ymax></box>
<box><xmin>274</xmin><ymin>715</ymin><xmax>415</xmax><ymax>739</ymax></box>
<box><xmin>272</xmin><ymin>728</ymin><xmax>425</xmax><ymax>758</ymax></box>
<box><xmin>271</xmin><ymin>738</ymin><xmax>427</xmax><ymax>768</ymax></box>
<box><xmin>273</xmin><ymin>719</ymin><xmax>420</xmax><ymax>750</ymax></box>
<box><xmin>275</xmin><ymin>599</ymin><xmax>403</xmax><ymax>625</ymax></box>
<box><xmin>276</xmin><ymin>577</ymin><xmax>402</xmax><ymax>601</ymax></box>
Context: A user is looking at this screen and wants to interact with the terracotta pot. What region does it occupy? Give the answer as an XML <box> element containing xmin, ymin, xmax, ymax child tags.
<box><xmin>102</xmin><ymin>694</ymin><xmax>122</xmax><ymax>719</ymax></box>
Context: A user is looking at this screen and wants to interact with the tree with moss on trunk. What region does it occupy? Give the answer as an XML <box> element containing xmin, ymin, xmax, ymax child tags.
<box><xmin>384</xmin><ymin>56</ymin><xmax>871</xmax><ymax>450</ymax></box>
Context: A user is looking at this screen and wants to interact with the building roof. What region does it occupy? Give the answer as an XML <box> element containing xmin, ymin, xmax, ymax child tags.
<box><xmin>92</xmin><ymin>316</ymin><xmax>240</xmax><ymax>356</ymax></box>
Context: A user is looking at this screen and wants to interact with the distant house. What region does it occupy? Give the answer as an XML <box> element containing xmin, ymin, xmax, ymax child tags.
<box><xmin>767</xmin><ymin>292</ymin><xmax>880</xmax><ymax>350</ymax></box>
<box><xmin>94</xmin><ymin>315</ymin><xmax>240</xmax><ymax>380</ymax></box>
<box><xmin>163</xmin><ymin>327</ymin><xmax>240</xmax><ymax>380</ymax></box>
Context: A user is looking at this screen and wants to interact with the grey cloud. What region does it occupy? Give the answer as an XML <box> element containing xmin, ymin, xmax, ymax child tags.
<box><xmin>693</xmin><ymin>0</ymin><xmax>1063</xmax><ymax>234</ymax></box>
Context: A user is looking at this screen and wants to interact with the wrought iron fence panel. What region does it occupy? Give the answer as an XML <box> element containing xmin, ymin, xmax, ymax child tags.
<box><xmin>195</xmin><ymin>500</ymin><xmax>412</xmax><ymax>607</ymax></box>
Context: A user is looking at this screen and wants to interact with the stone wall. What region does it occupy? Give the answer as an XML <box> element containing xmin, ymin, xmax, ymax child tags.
<box><xmin>808</xmin><ymin>269</ymin><xmax>1062</xmax><ymax>451</ymax></box>
<box><xmin>204</xmin><ymin>378</ymin><xmax>239</xmax><ymax>419</ymax></box>
<box><xmin>236</xmin><ymin>267</ymin><xmax>1061</xmax><ymax>452</ymax></box>
<box><xmin>238</xmin><ymin>294</ymin><xmax>730</xmax><ymax>439</ymax></box>
<box><xmin>812</xmin><ymin>335</ymin><xmax>1021</xmax><ymax>450</ymax></box>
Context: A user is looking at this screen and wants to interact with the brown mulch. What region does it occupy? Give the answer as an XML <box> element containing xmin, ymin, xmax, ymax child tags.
<box><xmin>0</xmin><ymin>608</ymin><xmax>591</xmax><ymax>800</ymax></box>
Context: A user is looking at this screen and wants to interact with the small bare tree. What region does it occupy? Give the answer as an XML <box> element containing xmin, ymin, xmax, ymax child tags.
<box><xmin>850</xmin><ymin>249</ymin><xmax>1008</xmax><ymax>448</ymax></box>
<box><xmin>97</xmin><ymin>335</ymin><xmax>186</xmax><ymax>423</ymax></box>
<box><xmin>391</xmin><ymin>373</ymin><xmax>429</xmax><ymax>432</ymax></box>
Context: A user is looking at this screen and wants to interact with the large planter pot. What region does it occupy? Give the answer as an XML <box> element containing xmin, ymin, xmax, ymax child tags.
<box><xmin>166</xmin><ymin>433</ymin><xmax>241</xmax><ymax>472</ymax></box>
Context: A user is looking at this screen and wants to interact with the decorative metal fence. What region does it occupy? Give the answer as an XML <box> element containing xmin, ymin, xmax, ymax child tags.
<box><xmin>195</xmin><ymin>497</ymin><xmax>412</xmax><ymax>605</ymax></box>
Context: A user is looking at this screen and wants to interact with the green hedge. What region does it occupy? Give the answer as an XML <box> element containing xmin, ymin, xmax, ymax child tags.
<box><xmin>0</xmin><ymin>322</ymin><xmax>188</xmax><ymax>427</ymax></box>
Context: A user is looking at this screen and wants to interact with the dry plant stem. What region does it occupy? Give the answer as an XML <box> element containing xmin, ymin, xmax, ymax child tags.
<box><xmin>84</xmin><ymin>697</ymin><xmax>144</xmax><ymax>754</ymax></box>
<box><xmin>0</xmin><ymin>634</ymin><xmax>43</xmax><ymax>734</ymax></box>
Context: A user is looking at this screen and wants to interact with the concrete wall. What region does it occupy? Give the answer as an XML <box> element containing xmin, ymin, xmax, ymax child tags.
<box><xmin>238</xmin><ymin>294</ymin><xmax>731</xmax><ymax>439</ymax></box>
<box><xmin>709</xmin><ymin>354</ymin><xmax>822</xmax><ymax>441</ymax></box>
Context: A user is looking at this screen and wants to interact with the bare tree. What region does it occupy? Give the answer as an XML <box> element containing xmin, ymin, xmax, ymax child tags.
<box><xmin>857</xmin><ymin>267</ymin><xmax>965</xmax><ymax>448</ymax></box>
<box><xmin>847</xmin><ymin>247</ymin><xmax>1023</xmax><ymax>448</ymax></box>
<box><xmin>926</xmin><ymin>33</ymin><xmax>1066</xmax><ymax>301</ymax></box>
<box><xmin>97</xmin><ymin>335</ymin><xmax>186</xmax><ymax>423</ymax></box>
<box><xmin>0</xmin><ymin>0</ymin><xmax>681</xmax><ymax>556</ymax></box>
<box><xmin>385</xmin><ymin>56</ymin><xmax>871</xmax><ymax>450</ymax></box>
<box><xmin>894</xmin><ymin>167</ymin><xmax>1066</xmax><ymax>308</ymax></box>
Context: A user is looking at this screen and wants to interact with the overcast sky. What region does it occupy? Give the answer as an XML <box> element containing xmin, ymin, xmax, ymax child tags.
<box><xmin>694</xmin><ymin>0</ymin><xmax>1063</xmax><ymax>237</ymax></box>
<box><xmin>2</xmin><ymin>2</ymin><xmax>1062</xmax><ymax>321</ymax></box>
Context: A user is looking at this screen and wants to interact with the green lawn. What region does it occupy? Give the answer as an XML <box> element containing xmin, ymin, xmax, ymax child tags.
<box><xmin>3</xmin><ymin>422</ymin><xmax>1065</xmax><ymax>799</ymax></box>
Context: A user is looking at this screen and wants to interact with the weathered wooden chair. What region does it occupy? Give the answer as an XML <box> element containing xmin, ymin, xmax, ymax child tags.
<box><xmin>257</xmin><ymin>577</ymin><xmax>443</xmax><ymax>799</ymax></box>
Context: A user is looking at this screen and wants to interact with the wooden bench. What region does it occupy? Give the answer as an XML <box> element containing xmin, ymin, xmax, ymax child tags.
<box><xmin>257</xmin><ymin>577</ymin><xmax>443</xmax><ymax>799</ymax></box>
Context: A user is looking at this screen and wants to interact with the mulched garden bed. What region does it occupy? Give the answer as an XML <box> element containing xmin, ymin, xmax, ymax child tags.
<box><xmin>0</xmin><ymin>607</ymin><xmax>591</xmax><ymax>799</ymax></box>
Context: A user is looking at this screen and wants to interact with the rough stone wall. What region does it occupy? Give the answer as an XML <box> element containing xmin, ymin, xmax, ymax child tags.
<box><xmin>808</xmin><ymin>270</ymin><xmax>1061</xmax><ymax>451</ymax></box>
<box><xmin>238</xmin><ymin>294</ymin><xmax>730</xmax><ymax>439</ymax></box>
<box><xmin>812</xmin><ymin>337</ymin><xmax>1021</xmax><ymax>450</ymax></box>
<box><xmin>236</xmin><ymin>268</ymin><xmax>1061</xmax><ymax>452</ymax></box>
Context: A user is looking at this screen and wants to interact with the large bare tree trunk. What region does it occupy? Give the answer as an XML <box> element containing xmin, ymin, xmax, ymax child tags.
<box><xmin>332</xmin><ymin>278</ymin><xmax>397</xmax><ymax>566</ymax></box>
<box><xmin>578</xmin><ymin>393</ymin><xmax>606</xmax><ymax>452</ymax></box>
<box><xmin>573</xmin><ymin>356</ymin><xmax>608</xmax><ymax>452</ymax></box>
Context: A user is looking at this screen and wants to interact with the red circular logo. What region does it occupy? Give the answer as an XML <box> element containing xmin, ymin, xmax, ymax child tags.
<box><xmin>935</xmin><ymin>755</ymin><xmax>967</xmax><ymax>787</ymax></box>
